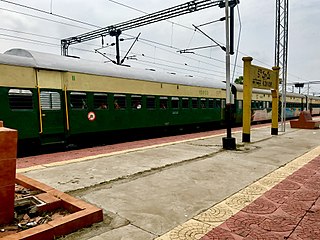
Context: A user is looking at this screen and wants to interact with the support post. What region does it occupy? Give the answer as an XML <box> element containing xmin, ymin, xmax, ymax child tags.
<box><xmin>222</xmin><ymin>0</ymin><xmax>236</xmax><ymax>150</ymax></box>
<box><xmin>110</xmin><ymin>29</ymin><xmax>122</xmax><ymax>65</ymax></box>
<box><xmin>242</xmin><ymin>57</ymin><xmax>253</xmax><ymax>142</ymax></box>
<box><xmin>0</xmin><ymin>121</ymin><xmax>17</xmax><ymax>224</ymax></box>
<box><xmin>271</xmin><ymin>66</ymin><xmax>280</xmax><ymax>135</ymax></box>
<box><xmin>115</xmin><ymin>34</ymin><xmax>121</xmax><ymax>65</ymax></box>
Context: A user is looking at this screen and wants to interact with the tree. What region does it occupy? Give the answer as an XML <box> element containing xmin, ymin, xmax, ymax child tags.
<box><xmin>234</xmin><ymin>76</ymin><xmax>244</xmax><ymax>84</ymax></box>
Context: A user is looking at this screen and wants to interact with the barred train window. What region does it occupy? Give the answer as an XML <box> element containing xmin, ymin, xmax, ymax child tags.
<box><xmin>200</xmin><ymin>98</ymin><xmax>206</xmax><ymax>108</ymax></box>
<box><xmin>171</xmin><ymin>97</ymin><xmax>179</xmax><ymax>109</ymax></box>
<box><xmin>215</xmin><ymin>99</ymin><xmax>221</xmax><ymax>108</ymax></box>
<box><xmin>146</xmin><ymin>96</ymin><xmax>155</xmax><ymax>109</ymax></box>
<box><xmin>208</xmin><ymin>99</ymin><xmax>214</xmax><ymax>108</ymax></box>
<box><xmin>182</xmin><ymin>98</ymin><xmax>189</xmax><ymax>109</ymax></box>
<box><xmin>40</xmin><ymin>91</ymin><xmax>61</xmax><ymax>110</ymax></box>
<box><xmin>114</xmin><ymin>94</ymin><xmax>126</xmax><ymax>110</ymax></box>
<box><xmin>70</xmin><ymin>92</ymin><xmax>87</xmax><ymax>109</ymax></box>
<box><xmin>94</xmin><ymin>93</ymin><xmax>108</xmax><ymax>109</ymax></box>
<box><xmin>8</xmin><ymin>89</ymin><xmax>33</xmax><ymax>110</ymax></box>
<box><xmin>192</xmin><ymin>98</ymin><xmax>198</xmax><ymax>108</ymax></box>
<box><xmin>160</xmin><ymin>97</ymin><xmax>168</xmax><ymax>109</ymax></box>
<box><xmin>131</xmin><ymin>95</ymin><xmax>142</xmax><ymax>109</ymax></box>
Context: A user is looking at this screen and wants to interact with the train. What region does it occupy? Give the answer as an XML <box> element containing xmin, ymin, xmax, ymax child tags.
<box><xmin>1</xmin><ymin>48</ymin><xmax>320</xmax><ymax>148</ymax></box>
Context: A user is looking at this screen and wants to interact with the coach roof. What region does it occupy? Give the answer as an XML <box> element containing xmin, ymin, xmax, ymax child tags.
<box><xmin>2</xmin><ymin>48</ymin><xmax>226</xmax><ymax>89</ymax></box>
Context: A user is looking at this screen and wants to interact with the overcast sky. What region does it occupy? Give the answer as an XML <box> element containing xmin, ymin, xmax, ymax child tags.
<box><xmin>1</xmin><ymin>0</ymin><xmax>320</xmax><ymax>94</ymax></box>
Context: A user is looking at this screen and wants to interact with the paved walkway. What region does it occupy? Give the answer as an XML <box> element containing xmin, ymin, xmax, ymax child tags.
<box><xmin>17</xmin><ymin>123</ymin><xmax>320</xmax><ymax>240</ymax></box>
<box><xmin>157</xmin><ymin>146</ymin><xmax>320</xmax><ymax>240</ymax></box>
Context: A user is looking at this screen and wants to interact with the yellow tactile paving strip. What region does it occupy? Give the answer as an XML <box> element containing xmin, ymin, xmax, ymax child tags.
<box><xmin>156</xmin><ymin>145</ymin><xmax>320</xmax><ymax>240</ymax></box>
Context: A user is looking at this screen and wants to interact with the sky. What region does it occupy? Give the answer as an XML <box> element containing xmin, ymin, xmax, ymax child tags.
<box><xmin>1</xmin><ymin>0</ymin><xmax>320</xmax><ymax>95</ymax></box>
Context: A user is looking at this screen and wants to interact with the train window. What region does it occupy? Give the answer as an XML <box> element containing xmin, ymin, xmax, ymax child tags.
<box><xmin>265</xmin><ymin>102</ymin><xmax>269</xmax><ymax>108</ymax></box>
<box><xmin>114</xmin><ymin>94</ymin><xmax>126</xmax><ymax>110</ymax></box>
<box><xmin>146</xmin><ymin>96</ymin><xmax>155</xmax><ymax>109</ymax></box>
<box><xmin>208</xmin><ymin>99</ymin><xmax>214</xmax><ymax>108</ymax></box>
<box><xmin>192</xmin><ymin>98</ymin><xmax>198</xmax><ymax>109</ymax></box>
<box><xmin>8</xmin><ymin>89</ymin><xmax>33</xmax><ymax>110</ymax></box>
<box><xmin>237</xmin><ymin>100</ymin><xmax>243</xmax><ymax>109</ymax></box>
<box><xmin>70</xmin><ymin>92</ymin><xmax>87</xmax><ymax>109</ymax></box>
<box><xmin>200</xmin><ymin>98</ymin><xmax>206</xmax><ymax>108</ymax></box>
<box><xmin>262</xmin><ymin>102</ymin><xmax>267</xmax><ymax>109</ymax></box>
<box><xmin>94</xmin><ymin>93</ymin><xmax>108</xmax><ymax>109</ymax></box>
<box><xmin>131</xmin><ymin>95</ymin><xmax>142</xmax><ymax>109</ymax></box>
<box><xmin>160</xmin><ymin>97</ymin><xmax>168</xmax><ymax>109</ymax></box>
<box><xmin>171</xmin><ymin>97</ymin><xmax>179</xmax><ymax>109</ymax></box>
<box><xmin>182</xmin><ymin>98</ymin><xmax>189</xmax><ymax>109</ymax></box>
<box><xmin>40</xmin><ymin>91</ymin><xmax>61</xmax><ymax>110</ymax></box>
<box><xmin>215</xmin><ymin>99</ymin><xmax>221</xmax><ymax>108</ymax></box>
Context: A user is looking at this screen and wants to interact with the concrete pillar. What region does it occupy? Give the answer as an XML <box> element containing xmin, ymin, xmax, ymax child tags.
<box><xmin>0</xmin><ymin>121</ymin><xmax>17</xmax><ymax>224</ymax></box>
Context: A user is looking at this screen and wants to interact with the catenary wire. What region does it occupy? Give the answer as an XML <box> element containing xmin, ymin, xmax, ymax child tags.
<box><xmin>0</xmin><ymin>0</ymin><xmax>306</xmax><ymax>84</ymax></box>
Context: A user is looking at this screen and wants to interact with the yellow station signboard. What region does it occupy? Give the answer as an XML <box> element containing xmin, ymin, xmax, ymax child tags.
<box><xmin>251</xmin><ymin>65</ymin><xmax>277</xmax><ymax>90</ymax></box>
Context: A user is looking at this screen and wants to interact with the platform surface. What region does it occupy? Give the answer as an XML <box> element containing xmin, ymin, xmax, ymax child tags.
<box><xmin>17</xmin><ymin>123</ymin><xmax>320</xmax><ymax>239</ymax></box>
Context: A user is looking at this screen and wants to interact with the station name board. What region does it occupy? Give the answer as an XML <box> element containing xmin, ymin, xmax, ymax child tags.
<box><xmin>251</xmin><ymin>65</ymin><xmax>276</xmax><ymax>90</ymax></box>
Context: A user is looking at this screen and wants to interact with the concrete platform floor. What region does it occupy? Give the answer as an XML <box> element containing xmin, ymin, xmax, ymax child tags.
<box><xmin>17</xmin><ymin>123</ymin><xmax>320</xmax><ymax>239</ymax></box>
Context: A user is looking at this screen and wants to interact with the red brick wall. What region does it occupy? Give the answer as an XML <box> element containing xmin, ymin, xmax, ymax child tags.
<box><xmin>0</xmin><ymin>121</ymin><xmax>17</xmax><ymax>224</ymax></box>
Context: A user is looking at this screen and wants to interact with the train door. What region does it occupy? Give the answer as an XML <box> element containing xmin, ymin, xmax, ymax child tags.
<box><xmin>36</xmin><ymin>69</ymin><xmax>66</xmax><ymax>144</ymax></box>
<box><xmin>39</xmin><ymin>90</ymin><xmax>65</xmax><ymax>135</ymax></box>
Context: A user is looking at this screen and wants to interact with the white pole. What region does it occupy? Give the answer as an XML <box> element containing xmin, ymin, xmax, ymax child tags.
<box><xmin>222</xmin><ymin>0</ymin><xmax>236</xmax><ymax>149</ymax></box>
<box><xmin>225</xmin><ymin>0</ymin><xmax>230</xmax><ymax>105</ymax></box>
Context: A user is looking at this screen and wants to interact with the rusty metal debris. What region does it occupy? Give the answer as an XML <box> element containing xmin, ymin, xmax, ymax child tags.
<box><xmin>0</xmin><ymin>184</ymin><xmax>69</xmax><ymax>238</ymax></box>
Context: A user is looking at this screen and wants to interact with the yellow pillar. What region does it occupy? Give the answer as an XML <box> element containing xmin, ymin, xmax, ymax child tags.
<box><xmin>271</xmin><ymin>66</ymin><xmax>280</xmax><ymax>135</ymax></box>
<box><xmin>242</xmin><ymin>57</ymin><xmax>253</xmax><ymax>142</ymax></box>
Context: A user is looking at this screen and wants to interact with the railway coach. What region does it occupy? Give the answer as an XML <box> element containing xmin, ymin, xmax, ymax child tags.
<box><xmin>0</xmin><ymin>49</ymin><xmax>232</xmax><ymax>147</ymax></box>
<box><xmin>0</xmin><ymin>49</ymin><xmax>316</xmax><ymax>147</ymax></box>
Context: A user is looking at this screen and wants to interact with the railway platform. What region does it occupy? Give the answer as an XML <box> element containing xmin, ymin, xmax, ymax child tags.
<box><xmin>16</xmin><ymin>123</ymin><xmax>320</xmax><ymax>240</ymax></box>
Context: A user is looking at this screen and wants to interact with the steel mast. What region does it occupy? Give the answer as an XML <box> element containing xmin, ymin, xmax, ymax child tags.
<box><xmin>274</xmin><ymin>0</ymin><xmax>289</xmax><ymax>131</ymax></box>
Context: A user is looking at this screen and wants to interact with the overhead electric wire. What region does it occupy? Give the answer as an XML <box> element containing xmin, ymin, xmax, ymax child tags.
<box><xmin>133</xmin><ymin>51</ymin><xmax>226</xmax><ymax>75</ymax></box>
<box><xmin>0</xmin><ymin>27</ymin><xmax>104</xmax><ymax>49</ymax></box>
<box><xmin>0</xmin><ymin>0</ymin><xmax>100</xmax><ymax>28</ymax></box>
<box><xmin>0</xmin><ymin>0</ymin><xmax>294</xmax><ymax>82</ymax></box>
<box><xmin>0</xmin><ymin>29</ymin><xmax>227</xmax><ymax>78</ymax></box>
<box><xmin>0</xmin><ymin>26</ymin><xmax>228</xmax><ymax>77</ymax></box>
<box><xmin>0</xmin><ymin>7</ymin><xmax>92</xmax><ymax>30</ymax></box>
<box><xmin>135</xmin><ymin>59</ymin><xmax>225</xmax><ymax>78</ymax></box>
<box><xmin>0</xmin><ymin>33</ymin><xmax>58</xmax><ymax>46</ymax></box>
<box><xmin>0</xmin><ymin>3</ymin><xmax>229</xmax><ymax>71</ymax></box>
<box><xmin>106</xmin><ymin>0</ymin><xmax>211</xmax><ymax>32</ymax></box>
<box><xmin>232</xmin><ymin>4</ymin><xmax>241</xmax><ymax>82</ymax></box>
<box><xmin>0</xmin><ymin>27</ymin><xmax>61</xmax><ymax>40</ymax></box>
<box><xmin>0</xmin><ymin>0</ymin><xmax>234</xmax><ymax>71</ymax></box>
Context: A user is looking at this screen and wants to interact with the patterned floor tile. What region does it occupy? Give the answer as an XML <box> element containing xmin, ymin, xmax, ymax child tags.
<box><xmin>156</xmin><ymin>219</ymin><xmax>212</xmax><ymax>240</ymax></box>
<box><xmin>194</xmin><ymin>203</ymin><xmax>234</xmax><ymax>226</ymax></box>
<box><xmin>238</xmin><ymin>183</ymin><xmax>268</xmax><ymax>196</ymax></box>
<box><xmin>241</xmin><ymin>197</ymin><xmax>277</xmax><ymax>215</ymax></box>
<box><xmin>201</xmin><ymin>227</ymin><xmax>241</xmax><ymax>240</ymax></box>
<box><xmin>257</xmin><ymin>177</ymin><xmax>283</xmax><ymax>189</ymax></box>
<box><xmin>259</xmin><ymin>215</ymin><xmax>299</xmax><ymax>233</ymax></box>
<box><xmin>225</xmin><ymin>212</ymin><xmax>265</xmax><ymax>237</ymax></box>
<box><xmin>264</xmin><ymin>189</ymin><xmax>293</xmax><ymax>204</ymax></box>
<box><xmin>224</xmin><ymin>194</ymin><xmax>257</xmax><ymax>211</ymax></box>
